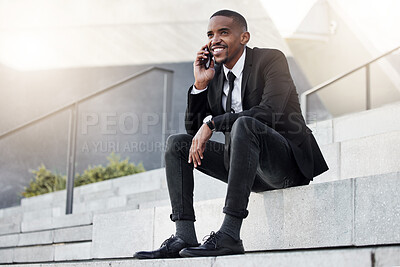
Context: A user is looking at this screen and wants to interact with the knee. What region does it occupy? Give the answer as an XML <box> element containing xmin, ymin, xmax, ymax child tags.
<box><xmin>231</xmin><ymin>116</ymin><xmax>256</xmax><ymax>138</ymax></box>
<box><xmin>165</xmin><ymin>134</ymin><xmax>191</xmax><ymax>159</ymax></box>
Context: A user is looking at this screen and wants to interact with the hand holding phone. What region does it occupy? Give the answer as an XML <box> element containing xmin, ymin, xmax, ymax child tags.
<box><xmin>202</xmin><ymin>47</ymin><xmax>213</xmax><ymax>69</ymax></box>
<box><xmin>194</xmin><ymin>45</ymin><xmax>215</xmax><ymax>90</ymax></box>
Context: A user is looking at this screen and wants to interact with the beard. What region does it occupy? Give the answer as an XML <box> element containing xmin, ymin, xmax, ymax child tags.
<box><xmin>214</xmin><ymin>52</ymin><xmax>228</xmax><ymax>65</ymax></box>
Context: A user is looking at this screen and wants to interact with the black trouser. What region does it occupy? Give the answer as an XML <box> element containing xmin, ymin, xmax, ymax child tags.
<box><xmin>165</xmin><ymin>116</ymin><xmax>307</xmax><ymax>221</ymax></box>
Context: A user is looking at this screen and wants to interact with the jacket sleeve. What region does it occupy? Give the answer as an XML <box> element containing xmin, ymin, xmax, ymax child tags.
<box><xmin>212</xmin><ymin>50</ymin><xmax>294</xmax><ymax>132</ymax></box>
<box><xmin>184</xmin><ymin>86</ymin><xmax>211</xmax><ymax>136</ymax></box>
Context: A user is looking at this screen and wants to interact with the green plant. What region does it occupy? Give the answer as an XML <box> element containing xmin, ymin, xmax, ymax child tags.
<box><xmin>74</xmin><ymin>153</ymin><xmax>145</xmax><ymax>186</ymax></box>
<box><xmin>21</xmin><ymin>153</ymin><xmax>145</xmax><ymax>197</ymax></box>
<box><xmin>22</xmin><ymin>164</ymin><xmax>66</xmax><ymax>197</ymax></box>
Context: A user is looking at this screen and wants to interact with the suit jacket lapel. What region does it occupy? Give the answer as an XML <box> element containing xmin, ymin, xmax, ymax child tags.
<box><xmin>241</xmin><ymin>47</ymin><xmax>253</xmax><ymax>102</ymax></box>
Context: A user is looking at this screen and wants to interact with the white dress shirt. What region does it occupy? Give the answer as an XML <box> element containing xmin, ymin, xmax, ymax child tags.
<box><xmin>191</xmin><ymin>49</ymin><xmax>246</xmax><ymax>113</ymax></box>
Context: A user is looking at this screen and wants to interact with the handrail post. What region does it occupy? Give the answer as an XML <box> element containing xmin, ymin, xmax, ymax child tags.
<box><xmin>66</xmin><ymin>103</ymin><xmax>78</xmax><ymax>215</ymax></box>
<box><xmin>161</xmin><ymin>73</ymin><xmax>169</xmax><ymax>167</ymax></box>
<box><xmin>366</xmin><ymin>64</ymin><xmax>371</xmax><ymax>110</ymax></box>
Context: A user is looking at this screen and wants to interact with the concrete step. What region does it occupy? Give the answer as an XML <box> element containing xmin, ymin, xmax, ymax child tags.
<box><xmin>1</xmin><ymin>245</ymin><xmax>399</xmax><ymax>266</ymax></box>
<box><xmin>0</xmin><ymin>214</ymin><xmax>21</xmax><ymax>236</ymax></box>
<box><xmin>0</xmin><ymin>206</ymin><xmax>22</xmax><ymax>220</ymax></box>
<box><xmin>20</xmin><ymin>212</ymin><xmax>92</xmax><ymax>233</ymax></box>
<box><xmin>90</xmin><ymin>172</ymin><xmax>399</xmax><ymax>259</ymax></box>
<box><xmin>0</xmin><ymin>242</ymin><xmax>93</xmax><ymax>263</ymax></box>
<box><xmin>315</xmin><ymin>131</ymin><xmax>400</xmax><ymax>183</ymax></box>
<box><xmin>0</xmin><ymin>172</ymin><xmax>398</xmax><ymax>264</ymax></box>
<box><xmin>0</xmin><ymin>171</ymin><xmax>226</xmax><ymax>238</ymax></box>
<box><xmin>0</xmin><ymin>168</ymin><xmax>226</xmax><ymax>228</ymax></box>
<box><xmin>309</xmin><ymin>101</ymin><xmax>400</xmax><ymax>145</ymax></box>
<box><xmin>19</xmin><ymin>169</ymin><xmax>168</xmax><ymax>212</ymax></box>
<box><xmin>0</xmin><ymin>225</ymin><xmax>92</xmax><ymax>249</ymax></box>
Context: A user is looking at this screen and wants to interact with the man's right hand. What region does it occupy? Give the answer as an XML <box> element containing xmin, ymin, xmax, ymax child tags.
<box><xmin>193</xmin><ymin>44</ymin><xmax>215</xmax><ymax>90</ymax></box>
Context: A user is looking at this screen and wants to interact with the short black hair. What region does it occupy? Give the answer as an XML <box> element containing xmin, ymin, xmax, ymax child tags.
<box><xmin>210</xmin><ymin>10</ymin><xmax>248</xmax><ymax>31</ymax></box>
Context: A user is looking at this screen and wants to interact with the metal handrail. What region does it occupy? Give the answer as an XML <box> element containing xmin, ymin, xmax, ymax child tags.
<box><xmin>1</xmin><ymin>66</ymin><xmax>174</xmax><ymax>214</ymax></box>
<box><xmin>0</xmin><ymin>66</ymin><xmax>173</xmax><ymax>139</ymax></box>
<box><xmin>300</xmin><ymin>45</ymin><xmax>400</xmax><ymax>121</ymax></box>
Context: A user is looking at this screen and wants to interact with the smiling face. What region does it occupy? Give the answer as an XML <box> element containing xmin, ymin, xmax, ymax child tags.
<box><xmin>207</xmin><ymin>15</ymin><xmax>250</xmax><ymax>69</ymax></box>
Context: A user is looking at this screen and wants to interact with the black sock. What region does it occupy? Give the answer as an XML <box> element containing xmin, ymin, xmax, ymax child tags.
<box><xmin>175</xmin><ymin>220</ymin><xmax>198</xmax><ymax>245</ymax></box>
<box><xmin>219</xmin><ymin>214</ymin><xmax>243</xmax><ymax>241</ymax></box>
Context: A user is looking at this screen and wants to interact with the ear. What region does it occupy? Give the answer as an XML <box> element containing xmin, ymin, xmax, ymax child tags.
<box><xmin>240</xmin><ymin>32</ymin><xmax>250</xmax><ymax>45</ymax></box>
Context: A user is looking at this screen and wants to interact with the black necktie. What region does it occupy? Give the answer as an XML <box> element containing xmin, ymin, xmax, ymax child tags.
<box><xmin>226</xmin><ymin>71</ymin><xmax>236</xmax><ymax>113</ymax></box>
<box><xmin>224</xmin><ymin>71</ymin><xmax>236</xmax><ymax>170</ymax></box>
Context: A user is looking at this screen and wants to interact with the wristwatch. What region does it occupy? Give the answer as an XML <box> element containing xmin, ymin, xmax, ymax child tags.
<box><xmin>203</xmin><ymin>115</ymin><xmax>215</xmax><ymax>132</ymax></box>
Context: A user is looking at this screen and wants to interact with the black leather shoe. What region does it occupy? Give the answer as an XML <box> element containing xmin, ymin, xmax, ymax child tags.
<box><xmin>134</xmin><ymin>235</ymin><xmax>198</xmax><ymax>259</ymax></box>
<box><xmin>179</xmin><ymin>231</ymin><xmax>244</xmax><ymax>257</ymax></box>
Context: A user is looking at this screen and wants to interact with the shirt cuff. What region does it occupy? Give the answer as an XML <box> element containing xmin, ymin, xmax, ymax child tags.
<box><xmin>191</xmin><ymin>85</ymin><xmax>208</xmax><ymax>94</ymax></box>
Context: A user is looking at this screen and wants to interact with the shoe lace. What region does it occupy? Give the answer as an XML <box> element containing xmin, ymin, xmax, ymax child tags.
<box><xmin>160</xmin><ymin>234</ymin><xmax>175</xmax><ymax>249</ymax></box>
<box><xmin>202</xmin><ymin>231</ymin><xmax>221</xmax><ymax>249</ymax></box>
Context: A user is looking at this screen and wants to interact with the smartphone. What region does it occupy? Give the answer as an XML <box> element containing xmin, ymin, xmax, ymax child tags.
<box><xmin>203</xmin><ymin>47</ymin><xmax>213</xmax><ymax>69</ymax></box>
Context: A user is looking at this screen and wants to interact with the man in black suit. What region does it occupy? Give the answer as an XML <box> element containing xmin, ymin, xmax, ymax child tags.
<box><xmin>134</xmin><ymin>9</ymin><xmax>328</xmax><ymax>259</ymax></box>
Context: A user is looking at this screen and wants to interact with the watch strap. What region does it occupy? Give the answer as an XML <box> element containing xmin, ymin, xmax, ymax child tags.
<box><xmin>206</xmin><ymin>120</ymin><xmax>215</xmax><ymax>131</ymax></box>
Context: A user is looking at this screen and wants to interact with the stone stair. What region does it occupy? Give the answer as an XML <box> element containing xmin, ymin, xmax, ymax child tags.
<box><xmin>0</xmin><ymin>102</ymin><xmax>400</xmax><ymax>266</ymax></box>
<box><xmin>2</xmin><ymin>246</ymin><xmax>400</xmax><ymax>267</ymax></box>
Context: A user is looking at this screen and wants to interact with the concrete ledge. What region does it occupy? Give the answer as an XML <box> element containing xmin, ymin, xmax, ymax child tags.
<box><xmin>0</xmin><ymin>226</ymin><xmax>91</xmax><ymax>252</ymax></box>
<box><xmin>355</xmin><ymin>172</ymin><xmax>400</xmax><ymax>246</ymax></box>
<box><xmin>3</xmin><ymin>246</ymin><xmax>400</xmax><ymax>266</ymax></box>
<box><xmin>20</xmin><ymin>212</ymin><xmax>92</xmax><ymax>233</ymax></box>
<box><xmin>333</xmin><ymin>102</ymin><xmax>400</xmax><ymax>143</ymax></box>
<box><xmin>308</xmin><ymin>102</ymin><xmax>400</xmax><ymax>145</ymax></box>
<box><xmin>112</xmin><ymin>169</ymin><xmax>165</xmax><ymax>196</ymax></box>
<box><xmin>16</xmin><ymin>169</ymin><xmax>166</xmax><ymax>216</ymax></box>
<box><xmin>0</xmin><ymin>233</ymin><xmax>18</xmax><ymax>248</ymax></box>
<box><xmin>89</xmin><ymin>172</ymin><xmax>400</xmax><ymax>258</ymax></box>
<box><xmin>0</xmin><ymin>248</ymin><xmax>13</xmax><ymax>263</ymax></box>
<box><xmin>18</xmin><ymin>230</ymin><xmax>53</xmax><ymax>246</ymax></box>
<box><xmin>126</xmin><ymin>188</ymin><xmax>169</xmax><ymax>207</ymax></box>
<box><xmin>54</xmin><ymin>225</ymin><xmax>92</xmax><ymax>243</ymax></box>
<box><xmin>91</xmin><ymin>209</ymin><xmax>154</xmax><ymax>259</ymax></box>
<box><xmin>22</xmin><ymin>208</ymin><xmax>53</xmax><ymax>221</ymax></box>
<box><xmin>0</xmin><ymin>206</ymin><xmax>22</xmax><ymax>218</ymax></box>
<box><xmin>242</xmin><ymin>179</ymin><xmax>354</xmax><ymax>250</ymax></box>
<box><xmin>138</xmin><ymin>199</ymin><xmax>170</xmax><ymax>209</ymax></box>
<box><xmin>53</xmin><ymin>212</ymin><xmax>93</xmax><ymax>229</ymax></box>
<box><xmin>79</xmin><ymin>188</ymin><xmax>117</xmax><ymax>203</ymax></box>
<box><xmin>21</xmin><ymin>192</ymin><xmax>54</xmax><ymax>210</ymax></box>
<box><xmin>341</xmin><ymin>131</ymin><xmax>400</xmax><ymax>179</ymax></box>
<box><xmin>153</xmin><ymin>180</ymin><xmax>354</xmax><ymax>251</ymax></box>
<box><xmin>0</xmin><ymin>215</ymin><xmax>22</xmax><ymax>236</ymax></box>
<box><xmin>2</xmin><ymin>172</ymin><xmax>400</xmax><ymax>262</ymax></box>
<box><xmin>21</xmin><ymin>217</ymin><xmax>53</xmax><ymax>232</ymax></box>
<box><xmin>54</xmin><ymin>242</ymin><xmax>92</xmax><ymax>261</ymax></box>
<box><xmin>313</xmin><ymin>142</ymin><xmax>340</xmax><ymax>183</ymax></box>
<box><xmin>77</xmin><ymin>179</ymin><xmax>113</xmax><ymax>196</ymax></box>
<box><xmin>308</xmin><ymin>119</ymin><xmax>333</xmax><ymax>145</ymax></box>
<box><xmin>214</xmin><ymin>248</ymin><xmax>371</xmax><ymax>267</ymax></box>
<box><xmin>13</xmin><ymin>244</ymin><xmax>54</xmax><ymax>263</ymax></box>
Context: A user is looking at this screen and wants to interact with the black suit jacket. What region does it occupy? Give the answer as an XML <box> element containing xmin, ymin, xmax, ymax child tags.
<box><xmin>185</xmin><ymin>47</ymin><xmax>328</xmax><ymax>180</ymax></box>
